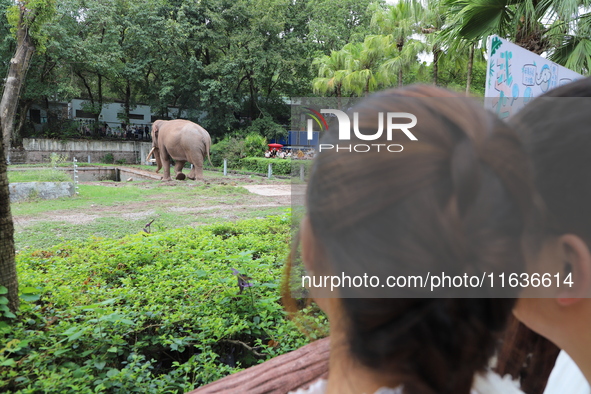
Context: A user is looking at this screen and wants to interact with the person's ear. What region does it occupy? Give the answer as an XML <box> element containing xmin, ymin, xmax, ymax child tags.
<box><xmin>556</xmin><ymin>234</ymin><xmax>591</xmax><ymax>305</ymax></box>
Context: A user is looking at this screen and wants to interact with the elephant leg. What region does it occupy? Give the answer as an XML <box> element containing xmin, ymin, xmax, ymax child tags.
<box><xmin>155</xmin><ymin>151</ymin><xmax>163</xmax><ymax>173</ymax></box>
<box><xmin>184</xmin><ymin>148</ymin><xmax>203</xmax><ymax>181</ymax></box>
<box><xmin>187</xmin><ymin>162</ymin><xmax>197</xmax><ymax>180</ymax></box>
<box><xmin>174</xmin><ymin>160</ymin><xmax>186</xmax><ymax>180</ymax></box>
<box><xmin>160</xmin><ymin>148</ymin><xmax>172</xmax><ymax>181</ymax></box>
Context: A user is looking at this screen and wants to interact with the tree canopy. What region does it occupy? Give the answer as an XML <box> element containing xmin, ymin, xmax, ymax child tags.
<box><xmin>1</xmin><ymin>0</ymin><xmax>590</xmax><ymax>143</ymax></box>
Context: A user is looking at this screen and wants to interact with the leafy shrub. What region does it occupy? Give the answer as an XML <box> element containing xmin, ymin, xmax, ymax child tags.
<box><xmin>1</xmin><ymin>215</ymin><xmax>327</xmax><ymax>393</ymax></box>
<box><xmin>210</xmin><ymin>137</ymin><xmax>244</xmax><ymax>168</ymax></box>
<box><xmin>49</xmin><ymin>153</ymin><xmax>68</xmax><ymax>168</ymax></box>
<box><xmin>115</xmin><ymin>158</ymin><xmax>127</xmax><ymax>165</ymax></box>
<box><xmin>101</xmin><ymin>153</ymin><xmax>115</xmax><ymax>164</ymax></box>
<box><xmin>241</xmin><ymin>158</ymin><xmax>291</xmax><ymax>175</ymax></box>
<box><xmin>242</xmin><ymin>133</ymin><xmax>268</xmax><ymax>158</ymax></box>
<box><xmin>244</xmin><ymin>116</ymin><xmax>286</xmax><ymax>141</ymax></box>
<box><xmin>240</xmin><ymin>158</ymin><xmax>313</xmax><ymax>176</ymax></box>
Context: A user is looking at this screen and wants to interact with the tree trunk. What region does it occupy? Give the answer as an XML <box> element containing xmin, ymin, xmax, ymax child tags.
<box><xmin>96</xmin><ymin>74</ymin><xmax>103</xmax><ymax>126</ymax></box>
<box><xmin>15</xmin><ymin>99</ymin><xmax>33</xmax><ymax>145</ymax></box>
<box><xmin>466</xmin><ymin>43</ymin><xmax>474</xmax><ymax>96</ymax></box>
<box><xmin>0</xmin><ymin>119</ymin><xmax>18</xmax><ymax>313</ymax></box>
<box><xmin>189</xmin><ymin>337</ymin><xmax>330</xmax><ymax>394</ymax></box>
<box><xmin>124</xmin><ymin>79</ymin><xmax>131</xmax><ymax>123</ymax></box>
<box><xmin>433</xmin><ymin>46</ymin><xmax>441</xmax><ymax>86</ymax></box>
<box><xmin>0</xmin><ymin>8</ymin><xmax>36</xmax><ymax>157</ymax></box>
<box><xmin>398</xmin><ymin>40</ymin><xmax>404</xmax><ymax>88</ymax></box>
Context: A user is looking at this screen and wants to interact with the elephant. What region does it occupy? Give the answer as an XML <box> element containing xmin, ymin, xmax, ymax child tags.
<box><xmin>147</xmin><ymin>119</ymin><xmax>212</xmax><ymax>181</ymax></box>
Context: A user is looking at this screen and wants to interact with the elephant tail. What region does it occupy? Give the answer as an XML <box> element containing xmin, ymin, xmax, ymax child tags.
<box><xmin>206</xmin><ymin>144</ymin><xmax>213</xmax><ymax>168</ymax></box>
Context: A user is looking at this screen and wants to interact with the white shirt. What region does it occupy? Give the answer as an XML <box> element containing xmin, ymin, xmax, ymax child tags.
<box><xmin>289</xmin><ymin>370</ymin><xmax>523</xmax><ymax>394</ymax></box>
<box><xmin>544</xmin><ymin>350</ymin><xmax>590</xmax><ymax>394</ymax></box>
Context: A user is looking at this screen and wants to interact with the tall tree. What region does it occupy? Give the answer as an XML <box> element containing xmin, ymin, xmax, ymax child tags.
<box><xmin>344</xmin><ymin>35</ymin><xmax>391</xmax><ymax>96</ymax></box>
<box><xmin>62</xmin><ymin>0</ymin><xmax>122</xmax><ymax>125</ymax></box>
<box><xmin>0</xmin><ymin>0</ymin><xmax>54</xmax><ymax>313</ymax></box>
<box><xmin>444</xmin><ymin>0</ymin><xmax>549</xmax><ymax>53</ymax></box>
<box><xmin>0</xmin><ymin>117</ymin><xmax>16</xmax><ymax>313</ymax></box>
<box><xmin>306</xmin><ymin>0</ymin><xmax>380</xmax><ymax>52</ymax></box>
<box><xmin>418</xmin><ymin>0</ymin><xmax>448</xmax><ymax>85</ymax></box>
<box><xmin>372</xmin><ymin>0</ymin><xmax>425</xmax><ymax>87</ymax></box>
<box><xmin>0</xmin><ymin>0</ymin><xmax>55</xmax><ymax>152</ymax></box>
<box><xmin>445</xmin><ymin>0</ymin><xmax>591</xmax><ymax>74</ymax></box>
<box><xmin>312</xmin><ymin>49</ymin><xmax>352</xmax><ymax>108</ymax></box>
<box><xmin>548</xmin><ymin>11</ymin><xmax>591</xmax><ymax>75</ymax></box>
<box><xmin>466</xmin><ymin>42</ymin><xmax>475</xmax><ymax>95</ymax></box>
<box><xmin>438</xmin><ymin>10</ymin><xmax>482</xmax><ymax>95</ymax></box>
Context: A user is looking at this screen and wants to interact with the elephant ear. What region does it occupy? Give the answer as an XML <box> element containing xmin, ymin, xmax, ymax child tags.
<box><xmin>152</xmin><ymin>121</ymin><xmax>161</xmax><ymax>145</ymax></box>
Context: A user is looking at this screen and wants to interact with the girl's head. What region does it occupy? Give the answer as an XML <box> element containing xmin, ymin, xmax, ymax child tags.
<box><xmin>297</xmin><ymin>85</ymin><xmax>533</xmax><ymax>393</ymax></box>
<box><xmin>509</xmin><ymin>77</ymin><xmax>591</xmax><ymax>354</ymax></box>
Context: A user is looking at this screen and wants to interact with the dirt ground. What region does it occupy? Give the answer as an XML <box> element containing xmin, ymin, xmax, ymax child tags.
<box><xmin>12</xmin><ymin>175</ymin><xmax>303</xmax><ymax>227</ymax></box>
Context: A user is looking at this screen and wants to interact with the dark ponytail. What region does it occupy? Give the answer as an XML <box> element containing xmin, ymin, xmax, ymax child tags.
<box><xmin>302</xmin><ymin>85</ymin><xmax>533</xmax><ymax>393</ymax></box>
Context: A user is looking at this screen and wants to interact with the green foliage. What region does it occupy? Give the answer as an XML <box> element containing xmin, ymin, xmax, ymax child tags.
<box><xmin>242</xmin><ymin>133</ymin><xmax>268</xmax><ymax>158</ymax></box>
<box><xmin>244</xmin><ymin>117</ymin><xmax>286</xmax><ymax>142</ymax></box>
<box><xmin>311</xmin><ymin>0</ymin><xmax>433</xmax><ymax>97</ymax></box>
<box><xmin>306</xmin><ymin>0</ymin><xmax>378</xmax><ymax>52</ymax></box>
<box><xmin>8</xmin><ymin>155</ymin><xmax>72</xmax><ymax>182</ymax></box>
<box><xmin>2</xmin><ymin>215</ymin><xmax>325</xmax><ymax>392</ymax></box>
<box><xmin>445</xmin><ymin>0</ymin><xmax>591</xmax><ymax>74</ymax></box>
<box><xmin>7</xmin><ymin>170</ymin><xmax>71</xmax><ymax>183</ymax></box>
<box><xmin>101</xmin><ymin>153</ymin><xmax>115</xmax><ymax>164</ymax></box>
<box><xmin>49</xmin><ymin>153</ymin><xmax>67</xmax><ymax>167</ymax></box>
<box><xmin>6</xmin><ymin>0</ymin><xmax>56</xmax><ymax>53</ymax></box>
<box><xmin>241</xmin><ymin>157</ymin><xmax>290</xmax><ymax>175</ymax></box>
<box><xmin>0</xmin><ymin>0</ymin><xmax>382</xmax><ymax>140</ymax></box>
<box><xmin>115</xmin><ymin>158</ymin><xmax>127</xmax><ymax>165</ymax></box>
<box><xmin>4</xmin><ymin>0</ymin><xmax>591</xmax><ymax>144</ymax></box>
<box><xmin>0</xmin><ymin>286</ymin><xmax>16</xmax><ymax>319</ymax></box>
<box><xmin>210</xmin><ymin>132</ymin><xmax>280</xmax><ymax>169</ymax></box>
<box><xmin>240</xmin><ymin>157</ymin><xmax>313</xmax><ymax>176</ymax></box>
<box><xmin>210</xmin><ymin>137</ymin><xmax>245</xmax><ymax>168</ymax></box>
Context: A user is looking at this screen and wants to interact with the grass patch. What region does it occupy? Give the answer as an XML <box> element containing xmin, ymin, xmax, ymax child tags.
<box><xmin>8</xmin><ymin>169</ymin><xmax>72</xmax><ymax>183</ymax></box>
<box><xmin>12</xmin><ymin>181</ymin><xmax>290</xmax><ymax>251</ymax></box>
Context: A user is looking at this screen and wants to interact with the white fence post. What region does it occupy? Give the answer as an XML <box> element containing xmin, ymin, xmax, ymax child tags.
<box><xmin>223</xmin><ymin>159</ymin><xmax>227</xmax><ymax>176</ymax></box>
<box><xmin>73</xmin><ymin>157</ymin><xmax>79</xmax><ymax>195</ymax></box>
<box><xmin>268</xmin><ymin>163</ymin><xmax>272</xmax><ymax>179</ymax></box>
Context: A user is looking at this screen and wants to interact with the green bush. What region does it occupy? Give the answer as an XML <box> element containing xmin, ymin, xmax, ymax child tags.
<box><xmin>115</xmin><ymin>158</ymin><xmax>127</xmax><ymax>165</ymax></box>
<box><xmin>244</xmin><ymin>116</ymin><xmax>286</xmax><ymax>142</ymax></box>
<box><xmin>210</xmin><ymin>134</ymin><xmax>268</xmax><ymax>168</ymax></box>
<box><xmin>242</xmin><ymin>133</ymin><xmax>268</xmax><ymax>158</ymax></box>
<box><xmin>240</xmin><ymin>158</ymin><xmax>313</xmax><ymax>176</ymax></box>
<box><xmin>49</xmin><ymin>153</ymin><xmax>68</xmax><ymax>168</ymax></box>
<box><xmin>210</xmin><ymin>137</ymin><xmax>244</xmax><ymax>168</ymax></box>
<box><xmin>101</xmin><ymin>153</ymin><xmax>115</xmax><ymax>164</ymax></box>
<box><xmin>1</xmin><ymin>215</ymin><xmax>327</xmax><ymax>393</ymax></box>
